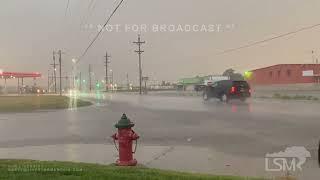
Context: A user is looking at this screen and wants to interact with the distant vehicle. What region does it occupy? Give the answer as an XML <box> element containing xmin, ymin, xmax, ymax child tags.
<box><xmin>20</xmin><ymin>86</ymin><xmax>46</xmax><ymax>94</ymax></box>
<box><xmin>203</xmin><ymin>80</ymin><xmax>251</xmax><ymax>102</ymax></box>
<box><xmin>203</xmin><ymin>75</ymin><xmax>230</xmax><ymax>86</ymax></box>
<box><xmin>195</xmin><ymin>75</ymin><xmax>230</xmax><ymax>92</ymax></box>
<box><xmin>33</xmin><ymin>87</ymin><xmax>46</xmax><ymax>94</ymax></box>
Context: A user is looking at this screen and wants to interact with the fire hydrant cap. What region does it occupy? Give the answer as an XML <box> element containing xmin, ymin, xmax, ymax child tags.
<box><xmin>115</xmin><ymin>114</ymin><xmax>135</xmax><ymax>129</ymax></box>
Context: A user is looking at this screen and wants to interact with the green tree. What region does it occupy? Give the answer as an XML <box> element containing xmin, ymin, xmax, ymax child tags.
<box><xmin>223</xmin><ymin>68</ymin><xmax>244</xmax><ymax>81</ymax></box>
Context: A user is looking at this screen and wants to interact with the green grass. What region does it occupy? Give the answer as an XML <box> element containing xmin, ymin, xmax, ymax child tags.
<box><xmin>0</xmin><ymin>96</ymin><xmax>92</xmax><ymax>112</ymax></box>
<box><xmin>0</xmin><ymin>160</ymin><xmax>265</xmax><ymax>180</ymax></box>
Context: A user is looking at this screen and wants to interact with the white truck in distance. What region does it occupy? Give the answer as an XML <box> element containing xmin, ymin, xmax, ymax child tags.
<box><xmin>203</xmin><ymin>75</ymin><xmax>230</xmax><ymax>86</ymax></box>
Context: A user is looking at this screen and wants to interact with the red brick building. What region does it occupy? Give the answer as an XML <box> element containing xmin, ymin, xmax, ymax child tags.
<box><xmin>248</xmin><ymin>64</ymin><xmax>320</xmax><ymax>85</ymax></box>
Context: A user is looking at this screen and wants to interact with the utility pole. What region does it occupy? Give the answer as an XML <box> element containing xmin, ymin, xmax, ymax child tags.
<box><xmin>133</xmin><ymin>34</ymin><xmax>146</xmax><ymax>95</ymax></box>
<box><xmin>71</xmin><ymin>59</ymin><xmax>77</xmax><ymax>90</ymax></box>
<box><xmin>17</xmin><ymin>78</ymin><xmax>20</xmax><ymax>94</ymax></box>
<box><xmin>47</xmin><ymin>69</ymin><xmax>50</xmax><ymax>92</ymax></box>
<box><xmin>79</xmin><ymin>72</ymin><xmax>82</xmax><ymax>91</ymax></box>
<box><xmin>51</xmin><ymin>50</ymin><xmax>64</xmax><ymax>95</ymax></box>
<box><xmin>65</xmin><ymin>72</ymin><xmax>69</xmax><ymax>91</ymax></box>
<box><xmin>110</xmin><ymin>69</ymin><xmax>114</xmax><ymax>85</ymax></box>
<box><xmin>110</xmin><ymin>69</ymin><xmax>114</xmax><ymax>92</ymax></box>
<box><xmin>58</xmin><ymin>50</ymin><xmax>62</xmax><ymax>96</ymax></box>
<box><xmin>89</xmin><ymin>64</ymin><xmax>92</xmax><ymax>92</ymax></box>
<box><xmin>50</xmin><ymin>51</ymin><xmax>58</xmax><ymax>93</ymax></box>
<box><xmin>126</xmin><ymin>73</ymin><xmax>129</xmax><ymax>90</ymax></box>
<box><xmin>51</xmin><ymin>72</ymin><xmax>54</xmax><ymax>92</ymax></box>
<box><xmin>142</xmin><ymin>76</ymin><xmax>149</xmax><ymax>94</ymax></box>
<box><xmin>4</xmin><ymin>78</ymin><xmax>6</xmax><ymax>94</ymax></box>
<box><xmin>47</xmin><ymin>74</ymin><xmax>69</xmax><ymax>92</ymax></box>
<box><xmin>312</xmin><ymin>50</ymin><xmax>315</xmax><ymax>64</ymax></box>
<box><xmin>104</xmin><ymin>51</ymin><xmax>111</xmax><ymax>91</ymax></box>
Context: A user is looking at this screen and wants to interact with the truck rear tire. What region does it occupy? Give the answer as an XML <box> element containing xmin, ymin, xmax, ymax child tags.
<box><xmin>220</xmin><ymin>94</ymin><xmax>229</xmax><ymax>103</ymax></box>
<box><xmin>203</xmin><ymin>91</ymin><xmax>209</xmax><ymax>101</ymax></box>
<box><xmin>240</xmin><ymin>98</ymin><xmax>246</xmax><ymax>102</ymax></box>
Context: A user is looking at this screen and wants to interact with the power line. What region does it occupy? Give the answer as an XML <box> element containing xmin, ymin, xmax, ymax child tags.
<box><xmin>216</xmin><ymin>23</ymin><xmax>320</xmax><ymax>56</ymax></box>
<box><xmin>85</xmin><ymin>0</ymin><xmax>97</xmax><ymax>25</ymax></box>
<box><xmin>104</xmin><ymin>0</ymin><xmax>121</xmax><ymax>18</ymax></box>
<box><xmin>77</xmin><ymin>0</ymin><xmax>125</xmax><ymax>63</ymax></box>
<box><xmin>80</xmin><ymin>0</ymin><xmax>97</xmax><ymax>27</ymax></box>
<box><xmin>64</xmin><ymin>0</ymin><xmax>70</xmax><ymax>17</ymax></box>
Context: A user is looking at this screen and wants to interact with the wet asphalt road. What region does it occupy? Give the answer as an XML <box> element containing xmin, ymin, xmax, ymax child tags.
<box><xmin>0</xmin><ymin>93</ymin><xmax>319</xmax><ymax>160</ymax></box>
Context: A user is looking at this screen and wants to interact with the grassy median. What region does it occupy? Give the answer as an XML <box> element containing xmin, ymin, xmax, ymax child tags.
<box><xmin>0</xmin><ymin>160</ymin><xmax>265</xmax><ymax>180</ymax></box>
<box><xmin>0</xmin><ymin>96</ymin><xmax>92</xmax><ymax>112</ymax></box>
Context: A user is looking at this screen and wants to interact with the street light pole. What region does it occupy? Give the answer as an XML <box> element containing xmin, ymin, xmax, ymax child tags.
<box><xmin>105</xmin><ymin>51</ymin><xmax>111</xmax><ymax>91</ymax></box>
<box><xmin>72</xmin><ymin>59</ymin><xmax>77</xmax><ymax>90</ymax></box>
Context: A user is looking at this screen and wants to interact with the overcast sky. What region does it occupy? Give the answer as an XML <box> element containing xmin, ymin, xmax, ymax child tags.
<box><xmin>1</xmin><ymin>0</ymin><xmax>320</xmax><ymax>86</ymax></box>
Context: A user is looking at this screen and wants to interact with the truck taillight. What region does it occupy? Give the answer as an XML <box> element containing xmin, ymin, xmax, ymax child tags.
<box><xmin>230</xmin><ymin>86</ymin><xmax>236</xmax><ymax>94</ymax></box>
<box><xmin>249</xmin><ymin>89</ymin><xmax>252</xmax><ymax>94</ymax></box>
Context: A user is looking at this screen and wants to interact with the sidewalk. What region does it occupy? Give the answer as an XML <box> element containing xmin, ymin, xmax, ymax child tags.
<box><xmin>0</xmin><ymin>144</ymin><xmax>317</xmax><ymax>179</ymax></box>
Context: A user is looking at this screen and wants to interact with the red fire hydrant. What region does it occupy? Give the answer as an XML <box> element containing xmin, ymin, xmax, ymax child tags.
<box><xmin>111</xmin><ymin>114</ymin><xmax>139</xmax><ymax>166</ymax></box>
